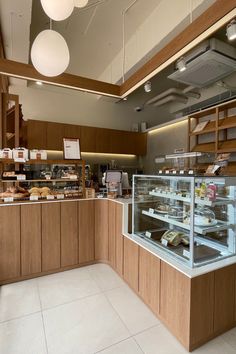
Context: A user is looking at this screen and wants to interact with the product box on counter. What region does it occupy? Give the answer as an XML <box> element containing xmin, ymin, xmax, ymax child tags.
<box><xmin>12</xmin><ymin>148</ymin><xmax>29</xmax><ymax>162</ymax></box>
<box><xmin>30</xmin><ymin>149</ymin><xmax>47</xmax><ymax>160</ymax></box>
<box><xmin>0</xmin><ymin>148</ymin><xmax>13</xmax><ymax>159</ymax></box>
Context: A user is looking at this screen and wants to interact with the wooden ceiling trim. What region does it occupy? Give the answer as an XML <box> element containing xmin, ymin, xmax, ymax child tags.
<box><xmin>120</xmin><ymin>0</ymin><xmax>236</xmax><ymax>96</ymax></box>
<box><xmin>0</xmin><ymin>58</ymin><xmax>120</xmax><ymax>97</ymax></box>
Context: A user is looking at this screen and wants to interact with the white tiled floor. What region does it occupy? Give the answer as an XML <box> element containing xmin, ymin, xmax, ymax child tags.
<box><xmin>0</xmin><ymin>264</ymin><xmax>236</xmax><ymax>354</ymax></box>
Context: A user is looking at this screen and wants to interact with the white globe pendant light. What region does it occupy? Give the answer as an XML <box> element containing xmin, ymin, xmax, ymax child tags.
<box><xmin>74</xmin><ymin>0</ymin><xmax>89</xmax><ymax>8</ymax></box>
<box><xmin>41</xmin><ymin>0</ymin><xmax>74</xmax><ymax>21</ymax></box>
<box><xmin>31</xmin><ymin>30</ymin><xmax>70</xmax><ymax>77</ymax></box>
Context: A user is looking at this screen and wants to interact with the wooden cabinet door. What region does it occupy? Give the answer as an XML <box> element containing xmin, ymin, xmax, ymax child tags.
<box><xmin>123</xmin><ymin>237</ymin><xmax>139</xmax><ymax>291</ymax></box>
<box><xmin>0</xmin><ymin>206</ymin><xmax>20</xmax><ymax>281</ymax></box>
<box><xmin>95</xmin><ymin>200</ymin><xmax>108</xmax><ymax>261</ymax></box>
<box><xmin>42</xmin><ymin>203</ymin><xmax>61</xmax><ymax>272</ymax></box>
<box><xmin>21</xmin><ymin>204</ymin><xmax>41</xmax><ymax>276</ymax></box>
<box><xmin>78</xmin><ymin>200</ymin><xmax>95</xmax><ymax>263</ymax></box>
<box><xmin>80</xmin><ymin>126</ymin><xmax>96</xmax><ymax>152</ymax></box>
<box><xmin>27</xmin><ymin>120</ymin><xmax>47</xmax><ymax>149</ymax></box>
<box><xmin>139</xmin><ymin>248</ymin><xmax>160</xmax><ymax>315</ymax></box>
<box><xmin>61</xmin><ymin>202</ymin><xmax>78</xmax><ymax>267</ymax></box>
<box><xmin>64</xmin><ymin>124</ymin><xmax>81</xmax><ymax>140</ymax></box>
<box><xmin>108</xmin><ymin>200</ymin><xmax>116</xmax><ymax>268</ymax></box>
<box><xmin>115</xmin><ymin>203</ymin><xmax>123</xmax><ymax>276</ymax></box>
<box><xmin>46</xmin><ymin>122</ymin><xmax>65</xmax><ymax>150</ymax></box>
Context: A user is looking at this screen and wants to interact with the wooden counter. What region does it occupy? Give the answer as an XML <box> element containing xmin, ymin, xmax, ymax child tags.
<box><xmin>0</xmin><ymin>198</ymin><xmax>235</xmax><ymax>351</ymax></box>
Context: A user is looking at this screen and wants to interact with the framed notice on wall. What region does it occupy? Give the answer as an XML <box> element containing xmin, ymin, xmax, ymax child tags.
<box><xmin>63</xmin><ymin>138</ymin><xmax>81</xmax><ymax>159</ymax></box>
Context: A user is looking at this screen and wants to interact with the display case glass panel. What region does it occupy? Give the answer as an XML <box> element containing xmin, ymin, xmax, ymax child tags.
<box><xmin>132</xmin><ymin>175</ymin><xmax>236</xmax><ymax>268</ymax></box>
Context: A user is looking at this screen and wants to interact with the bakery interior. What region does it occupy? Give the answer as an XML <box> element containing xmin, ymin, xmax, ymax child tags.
<box><xmin>1</xmin><ymin>1</ymin><xmax>236</xmax><ymax>353</ymax></box>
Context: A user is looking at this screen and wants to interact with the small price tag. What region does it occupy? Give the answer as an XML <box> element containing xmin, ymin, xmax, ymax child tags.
<box><xmin>145</xmin><ymin>231</ymin><xmax>152</xmax><ymax>238</ymax></box>
<box><xmin>158</xmin><ymin>170</ymin><xmax>163</xmax><ymax>174</ymax></box>
<box><xmin>30</xmin><ymin>195</ymin><xmax>38</xmax><ymax>201</ymax></box>
<box><xmin>4</xmin><ymin>197</ymin><xmax>14</xmax><ymax>203</ymax></box>
<box><xmin>17</xmin><ymin>174</ymin><xmax>26</xmax><ymax>181</ymax></box>
<box><xmin>14</xmin><ymin>158</ymin><xmax>26</xmax><ymax>163</ymax></box>
<box><xmin>188</xmin><ymin>170</ymin><xmax>194</xmax><ymax>175</ymax></box>
<box><xmin>46</xmin><ymin>195</ymin><xmax>55</xmax><ymax>200</ymax></box>
<box><xmin>180</xmin><ymin>170</ymin><xmax>184</xmax><ymax>175</ymax></box>
<box><xmin>149</xmin><ymin>208</ymin><xmax>154</xmax><ymax>214</ymax></box>
<box><xmin>165</xmin><ymin>170</ymin><xmax>170</xmax><ymax>174</ymax></box>
<box><xmin>56</xmin><ymin>194</ymin><xmax>65</xmax><ymax>200</ymax></box>
<box><xmin>161</xmin><ymin>239</ymin><xmax>168</xmax><ymax>247</ymax></box>
<box><xmin>172</xmin><ymin>170</ymin><xmax>177</xmax><ymax>175</ymax></box>
<box><xmin>69</xmin><ymin>175</ymin><xmax>78</xmax><ymax>180</ymax></box>
<box><xmin>183</xmin><ymin>250</ymin><xmax>190</xmax><ymax>258</ymax></box>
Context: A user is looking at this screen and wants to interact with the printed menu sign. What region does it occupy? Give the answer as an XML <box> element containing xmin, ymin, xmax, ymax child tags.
<box><xmin>63</xmin><ymin>138</ymin><xmax>81</xmax><ymax>159</ymax></box>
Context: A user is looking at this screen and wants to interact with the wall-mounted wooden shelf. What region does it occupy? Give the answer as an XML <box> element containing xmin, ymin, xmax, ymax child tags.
<box><xmin>188</xmin><ymin>99</ymin><xmax>236</xmax><ymax>154</ymax></box>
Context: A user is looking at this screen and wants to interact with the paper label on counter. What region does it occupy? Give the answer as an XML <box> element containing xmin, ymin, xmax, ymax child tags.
<box><xmin>14</xmin><ymin>158</ymin><xmax>26</xmax><ymax>163</ymax></box>
<box><xmin>4</xmin><ymin>197</ymin><xmax>14</xmax><ymax>203</ymax></box>
<box><xmin>180</xmin><ymin>170</ymin><xmax>185</xmax><ymax>175</ymax></box>
<box><xmin>30</xmin><ymin>195</ymin><xmax>38</xmax><ymax>201</ymax></box>
<box><xmin>56</xmin><ymin>194</ymin><xmax>65</xmax><ymax>200</ymax></box>
<box><xmin>165</xmin><ymin>170</ymin><xmax>170</xmax><ymax>174</ymax></box>
<box><xmin>188</xmin><ymin>170</ymin><xmax>194</xmax><ymax>175</ymax></box>
<box><xmin>145</xmin><ymin>231</ymin><xmax>152</xmax><ymax>238</ymax></box>
<box><xmin>17</xmin><ymin>175</ymin><xmax>26</xmax><ymax>181</ymax></box>
<box><xmin>158</xmin><ymin>170</ymin><xmax>163</xmax><ymax>174</ymax></box>
<box><xmin>161</xmin><ymin>239</ymin><xmax>168</xmax><ymax>247</ymax></box>
<box><xmin>149</xmin><ymin>208</ymin><xmax>154</xmax><ymax>214</ymax></box>
<box><xmin>172</xmin><ymin>170</ymin><xmax>177</xmax><ymax>174</ymax></box>
<box><xmin>46</xmin><ymin>195</ymin><xmax>55</xmax><ymax>200</ymax></box>
<box><xmin>183</xmin><ymin>250</ymin><xmax>190</xmax><ymax>258</ymax></box>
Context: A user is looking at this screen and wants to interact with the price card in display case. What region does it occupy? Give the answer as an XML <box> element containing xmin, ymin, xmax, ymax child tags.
<box><xmin>161</xmin><ymin>239</ymin><xmax>168</xmax><ymax>247</ymax></box>
<box><xmin>145</xmin><ymin>231</ymin><xmax>152</xmax><ymax>238</ymax></box>
<box><xmin>183</xmin><ymin>249</ymin><xmax>190</xmax><ymax>259</ymax></box>
<box><xmin>4</xmin><ymin>197</ymin><xmax>14</xmax><ymax>203</ymax></box>
<box><xmin>149</xmin><ymin>208</ymin><xmax>155</xmax><ymax>214</ymax></box>
<box><xmin>30</xmin><ymin>195</ymin><xmax>38</xmax><ymax>201</ymax></box>
<box><xmin>56</xmin><ymin>194</ymin><xmax>65</xmax><ymax>200</ymax></box>
<box><xmin>47</xmin><ymin>195</ymin><xmax>55</xmax><ymax>200</ymax></box>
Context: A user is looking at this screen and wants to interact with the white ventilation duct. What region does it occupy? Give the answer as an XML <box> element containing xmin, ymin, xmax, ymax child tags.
<box><xmin>146</xmin><ymin>87</ymin><xmax>199</xmax><ymax>107</ymax></box>
<box><xmin>152</xmin><ymin>94</ymin><xmax>188</xmax><ymax>107</ymax></box>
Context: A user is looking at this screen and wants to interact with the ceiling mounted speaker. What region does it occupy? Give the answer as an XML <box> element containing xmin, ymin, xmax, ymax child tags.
<box><xmin>31</xmin><ymin>30</ymin><xmax>70</xmax><ymax>77</ymax></box>
<box><xmin>41</xmin><ymin>0</ymin><xmax>74</xmax><ymax>21</ymax></box>
<box><xmin>74</xmin><ymin>0</ymin><xmax>89</xmax><ymax>8</ymax></box>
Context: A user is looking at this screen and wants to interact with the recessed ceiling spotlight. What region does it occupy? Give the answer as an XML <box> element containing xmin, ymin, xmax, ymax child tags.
<box><xmin>176</xmin><ymin>57</ymin><xmax>186</xmax><ymax>72</ymax></box>
<box><xmin>144</xmin><ymin>81</ymin><xmax>151</xmax><ymax>93</ymax></box>
<box><xmin>226</xmin><ymin>19</ymin><xmax>236</xmax><ymax>41</ymax></box>
<box><xmin>36</xmin><ymin>81</ymin><xmax>43</xmax><ymax>85</ymax></box>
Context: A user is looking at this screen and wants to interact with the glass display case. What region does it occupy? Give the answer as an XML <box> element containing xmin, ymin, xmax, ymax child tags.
<box><xmin>132</xmin><ymin>175</ymin><xmax>236</xmax><ymax>268</ymax></box>
<box><xmin>0</xmin><ymin>159</ymin><xmax>85</xmax><ymax>202</ymax></box>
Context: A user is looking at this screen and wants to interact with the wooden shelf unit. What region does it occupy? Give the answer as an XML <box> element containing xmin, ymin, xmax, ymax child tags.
<box><xmin>188</xmin><ymin>99</ymin><xmax>236</xmax><ymax>154</ymax></box>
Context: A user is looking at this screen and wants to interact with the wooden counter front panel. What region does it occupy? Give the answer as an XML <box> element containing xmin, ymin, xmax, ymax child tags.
<box><xmin>61</xmin><ymin>202</ymin><xmax>78</xmax><ymax>267</ymax></box>
<box><xmin>108</xmin><ymin>201</ymin><xmax>116</xmax><ymax>268</ymax></box>
<box><xmin>189</xmin><ymin>272</ymin><xmax>214</xmax><ymax>349</ymax></box>
<box><xmin>123</xmin><ymin>237</ymin><xmax>139</xmax><ymax>292</ymax></box>
<box><xmin>213</xmin><ymin>265</ymin><xmax>235</xmax><ymax>333</ymax></box>
<box><xmin>160</xmin><ymin>261</ymin><xmax>191</xmax><ymax>349</ymax></box>
<box><xmin>21</xmin><ymin>204</ymin><xmax>42</xmax><ymax>276</ymax></box>
<box><xmin>78</xmin><ymin>200</ymin><xmax>95</xmax><ymax>263</ymax></box>
<box><xmin>42</xmin><ymin>203</ymin><xmax>61</xmax><ymax>272</ymax></box>
<box><xmin>0</xmin><ymin>206</ymin><xmax>20</xmax><ymax>281</ymax></box>
<box><xmin>115</xmin><ymin>203</ymin><xmax>123</xmax><ymax>276</ymax></box>
<box><xmin>95</xmin><ymin>200</ymin><xmax>108</xmax><ymax>261</ymax></box>
<box><xmin>139</xmin><ymin>248</ymin><xmax>160</xmax><ymax>315</ymax></box>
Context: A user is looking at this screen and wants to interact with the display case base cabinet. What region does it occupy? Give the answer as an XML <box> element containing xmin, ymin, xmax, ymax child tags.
<box><xmin>78</xmin><ymin>200</ymin><xmax>95</xmax><ymax>263</ymax></box>
<box><xmin>115</xmin><ymin>203</ymin><xmax>124</xmax><ymax>276</ymax></box>
<box><xmin>42</xmin><ymin>203</ymin><xmax>61</xmax><ymax>272</ymax></box>
<box><xmin>0</xmin><ymin>206</ymin><xmax>20</xmax><ymax>281</ymax></box>
<box><xmin>108</xmin><ymin>200</ymin><xmax>116</xmax><ymax>268</ymax></box>
<box><xmin>139</xmin><ymin>248</ymin><xmax>160</xmax><ymax>316</ymax></box>
<box><xmin>95</xmin><ymin>200</ymin><xmax>109</xmax><ymax>261</ymax></box>
<box><xmin>61</xmin><ymin>202</ymin><xmax>78</xmax><ymax>267</ymax></box>
<box><xmin>123</xmin><ymin>237</ymin><xmax>139</xmax><ymax>292</ymax></box>
<box><xmin>21</xmin><ymin>204</ymin><xmax>42</xmax><ymax>276</ymax></box>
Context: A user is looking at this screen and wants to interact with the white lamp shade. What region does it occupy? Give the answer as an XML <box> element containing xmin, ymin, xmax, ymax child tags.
<box><xmin>227</xmin><ymin>21</ymin><xmax>236</xmax><ymax>41</ymax></box>
<box><xmin>31</xmin><ymin>30</ymin><xmax>70</xmax><ymax>77</ymax></box>
<box><xmin>41</xmin><ymin>0</ymin><xmax>74</xmax><ymax>21</ymax></box>
<box><xmin>74</xmin><ymin>0</ymin><xmax>89</xmax><ymax>8</ymax></box>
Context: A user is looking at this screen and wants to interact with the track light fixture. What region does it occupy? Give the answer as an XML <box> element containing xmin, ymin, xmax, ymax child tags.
<box><xmin>176</xmin><ymin>57</ymin><xmax>186</xmax><ymax>72</ymax></box>
<box><xmin>226</xmin><ymin>19</ymin><xmax>236</xmax><ymax>41</ymax></box>
<box><xmin>144</xmin><ymin>81</ymin><xmax>152</xmax><ymax>93</ymax></box>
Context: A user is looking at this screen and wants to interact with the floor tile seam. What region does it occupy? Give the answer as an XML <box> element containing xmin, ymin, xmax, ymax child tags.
<box><xmin>0</xmin><ymin>309</ymin><xmax>42</xmax><ymax>325</ymax></box>
<box><xmin>41</xmin><ymin>290</ymin><xmax>104</xmax><ymax>312</ymax></box>
<box><xmin>220</xmin><ymin>335</ymin><xmax>236</xmax><ymax>351</ymax></box>
<box><xmin>131</xmin><ymin>322</ymin><xmax>163</xmax><ymax>337</ymax></box>
<box><xmin>36</xmin><ymin>281</ymin><xmax>49</xmax><ymax>354</ymax></box>
<box><xmin>92</xmin><ymin>335</ymin><xmax>134</xmax><ymax>354</ymax></box>
<box><xmin>102</xmin><ymin>290</ymin><xmax>133</xmax><ymax>337</ymax></box>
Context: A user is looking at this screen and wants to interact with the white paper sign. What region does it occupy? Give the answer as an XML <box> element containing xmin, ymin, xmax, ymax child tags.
<box><xmin>183</xmin><ymin>250</ymin><xmax>190</xmax><ymax>258</ymax></box>
<box><xmin>149</xmin><ymin>208</ymin><xmax>154</xmax><ymax>214</ymax></box>
<box><xmin>145</xmin><ymin>231</ymin><xmax>152</xmax><ymax>238</ymax></box>
<box><xmin>4</xmin><ymin>197</ymin><xmax>14</xmax><ymax>203</ymax></box>
<box><xmin>47</xmin><ymin>195</ymin><xmax>55</xmax><ymax>200</ymax></box>
<box><xmin>161</xmin><ymin>239</ymin><xmax>168</xmax><ymax>247</ymax></box>
<box><xmin>30</xmin><ymin>195</ymin><xmax>38</xmax><ymax>201</ymax></box>
<box><xmin>180</xmin><ymin>170</ymin><xmax>185</xmax><ymax>175</ymax></box>
<box><xmin>17</xmin><ymin>175</ymin><xmax>26</xmax><ymax>181</ymax></box>
<box><xmin>63</xmin><ymin>138</ymin><xmax>81</xmax><ymax>159</ymax></box>
<box><xmin>56</xmin><ymin>194</ymin><xmax>65</xmax><ymax>200</ymax></box>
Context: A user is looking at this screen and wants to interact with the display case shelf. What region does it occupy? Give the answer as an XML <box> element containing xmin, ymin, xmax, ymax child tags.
<box><xmin>142</xmin><ymin>210</ymin><xmax>231</xmax><ymax>236</ymax></box>
<box><xmin>0</xmin><ymin>178</ymin><xmax>79</xmax><ymax>183</ymax></box>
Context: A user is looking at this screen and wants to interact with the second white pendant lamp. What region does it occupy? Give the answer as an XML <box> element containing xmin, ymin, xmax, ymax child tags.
<box><xmin>74</xmin><ymin>0</ymin><xmax>89</xmax><ymax>8</ymax></box>
<box><xmin>40</xmin><ymin>0</ymin><xmax>74</xmax><ymax>21</ymax></box>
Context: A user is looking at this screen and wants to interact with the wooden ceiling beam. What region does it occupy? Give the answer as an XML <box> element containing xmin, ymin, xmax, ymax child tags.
<box><xmin>120</xmin><ymin>0</ymin><xmax>236</xmax><ymax>96</ymax></box>
<box><xmin>0</xmin><ymin>26</ymin><xmax>9</xmax><ymax>93</ymax></box>
<box><xmin>0</xmin><ymin>58</ymin><xmax>121</xmax><ymax>97</ymax></box>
